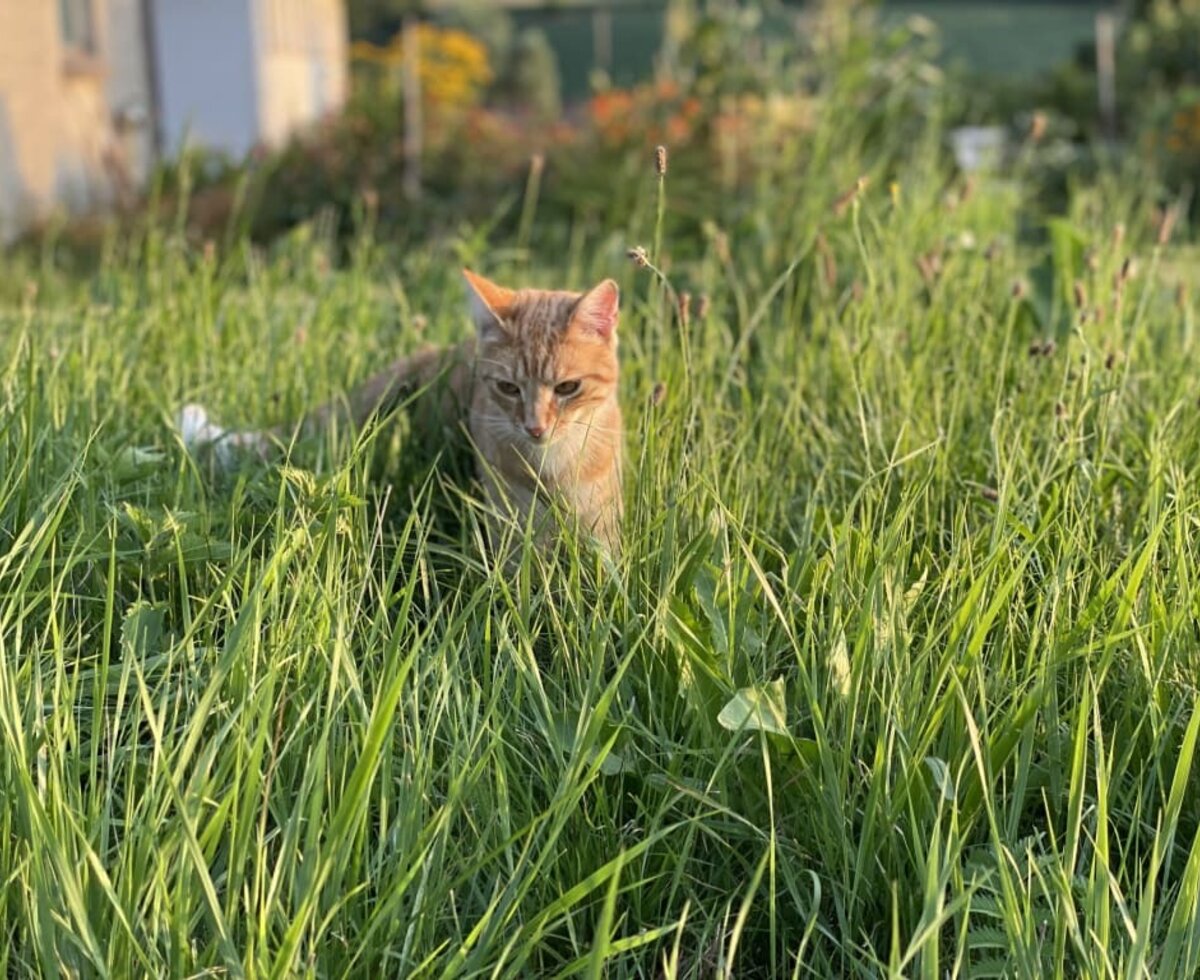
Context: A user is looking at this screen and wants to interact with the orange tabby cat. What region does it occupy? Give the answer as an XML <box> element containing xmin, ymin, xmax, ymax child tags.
<box><xmin>181</xmin><ymin>270</ymin><xmax>624</xmax><ymax>551</ymax></box>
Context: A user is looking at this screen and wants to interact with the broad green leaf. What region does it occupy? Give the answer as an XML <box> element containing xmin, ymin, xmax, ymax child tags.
<box><xmin>829</xmin><ymin>631</ymin><xmax>852</xmax><ymax>697</ymax></box>
<box><xmin>718</xmin><ymin>678</ymin><xmax>788</xmax><ymax>736</ymax></box>
<box><xmin>924</xmin><ymin>756</ymin><xmax>955</xmax><ymax>802</ymax></box>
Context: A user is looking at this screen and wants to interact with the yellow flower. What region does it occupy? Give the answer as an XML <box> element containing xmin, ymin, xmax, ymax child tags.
<box><xmin>354</xmin><ymin>24</ymin><xmax>492</xmax><ymax>111</ymax></box>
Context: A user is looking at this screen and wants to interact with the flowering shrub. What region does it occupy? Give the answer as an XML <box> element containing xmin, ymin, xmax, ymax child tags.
<box><xmin>583</xmin><ymin>78</ymin><xmax>817</xmax><ymax>182</ymax></box>
<box><xmin>1142</xmin><ymin>87</ymin><xmax>1200</xmax><ymax>195</ymax></box>
<box><xmin>21</xmin><ymin>6</ymin><xmax>953</xmax><ymax>254</ymax></box>
<box><xmin>1032</xmin><ymin>0</ymin><xmax>1200</xmax><ymax>212</ymax></box>
<box><xmin>588</xmin><ymin>80</ymin><xmax>703</xmax><ymax>148</ymax></box>
<box><xmin>1165</xmin><ymin>96</ymin><xmax>1200</xmax><ymax>157</ymax></box>
<box><xmin>351</xmin><ymin>24</ymin><xmax>492</xmax><ymax>111</ymax></box>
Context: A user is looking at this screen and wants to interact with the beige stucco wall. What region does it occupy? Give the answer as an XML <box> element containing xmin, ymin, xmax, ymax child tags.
<box><xmin>0</xmin><ymin>0</ymin><xmax>346</xmax><ymax>239</ymax></box>
<box><xmin>0</xmin><ymin>0</ymin><xmax>149</xmax><ymax>241</ymax></box>
<box><xmin>106</xmin><ymin>0</ymin><xmax>155</xmax><ymax>189</ymax></box>
<box><xmin>256</xmin><ymin>0</ymin><xmax>348</xmax><ymax>147</ymax></box>
<box><xmin>0</xmin><ymin>4</ymin><xmax>66</xmax><ymax>239</ymax></box>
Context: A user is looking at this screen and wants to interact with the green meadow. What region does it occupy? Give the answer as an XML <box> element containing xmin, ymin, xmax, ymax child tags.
<box><xmin>2</xmin><ymin>30</ymin><xmax>1200</xmax><ymax>978</ymax></box>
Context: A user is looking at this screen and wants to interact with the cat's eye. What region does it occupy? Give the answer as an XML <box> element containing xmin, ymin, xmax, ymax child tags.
<box><xmin>554</xmin><ymin>380</ymin><xmax>581</xmax><ymax>397</ymax></box>
<box><xmin>495</xmin><ymin>380</ymin><xmax>521</xmax><ymax>396</ymax></box>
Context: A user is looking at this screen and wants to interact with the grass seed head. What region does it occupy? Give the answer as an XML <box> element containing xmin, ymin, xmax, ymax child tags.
<box><xmin>530</xmin><ymin>152</ymin><xmax>545</xmax><ymax>177</ymax></box>
<box><xmin>714</xmin><ymin>231</ymin><xmax>731</xmax><ymax>264</ymax></box>
<box><xmin>833</xmin><ymin>175</ymin><xmax>868</xmax><ymax>216</ymax></box>
<box><xmin>917</xmin><ymin>252</ymin><xmax>941</xmax><ymax>287</ymax></box>
<box><xmin>1154</xmin><ymin>204</ymin><xmax>1177</xmax><ymax>246</ymax></box>
<box><xmin>1073</xmin><ymin>280</ymin><xmax>1087</xmax><ymax>309</ymax></box>
<box><xmin>678</xmin><ymin>291</ymin><xmax>691</xmax><ymax>327</ymax></box>
<box><xmin>1105</xmin><ymin>351</ymin><xmax>1117</xmax><ymax>370</ymax></box>
<box><xmin>1028</xmin><ymin>110</ymin><xmax>1048</xmax><ymax>142</ymax></box>
<box><xmin>697</xmin><ymin>294</ymin><xmax>711</xmax><ymax>319</ymax></box>
<box><xmin>627</xmin><ymin>245</ymin><xmax>649</xmax><ymax>268</ymax></box>
<box><xmin>816</xmin><ymin>233</ymin><xmax>837</xmax><ymax>291</ymax></box>
<box><xmin>980</xmin><ymin>485</ymin><xmax>1000</xmax><ymax>502</ymax></box>
<box><xmin>1011</xmin><ymin>279</ymin><xmax>1027</xmax><ymax>300</ymax></box>
<box><xmin>654</xmin><ymin>144</ymin><xmax>668</xmax><ymax>177</ymax></box>
<box><xmin>651</xmin><ymin>381</ymin><xmax>667</xmax><ymax>407</ymax></box>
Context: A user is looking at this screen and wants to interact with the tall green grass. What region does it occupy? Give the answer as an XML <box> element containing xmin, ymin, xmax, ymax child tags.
<box><xmin>2</xmin><ymin>69</ymin><xmax>1200</xmax><ymax>977</ymax></box>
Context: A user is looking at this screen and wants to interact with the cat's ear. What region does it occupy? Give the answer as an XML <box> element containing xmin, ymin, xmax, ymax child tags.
<box><xmin>569</xmin><ymin>279</ymin><xmax>620</xmax><ymax>342</ymax></box>
<box><xmin>463</xmin><ymin>268</ymin><xmax>516</xmax><ymax>339</ymax></box>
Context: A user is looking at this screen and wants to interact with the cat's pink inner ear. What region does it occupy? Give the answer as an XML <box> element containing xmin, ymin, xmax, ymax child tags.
<box><xmin>571</xmin><ymin>279</ymin><xmax>620</xmax><ymax>340</ymax></box>
<box><xmin>463</xmin><ymin>268</ymin><xmax>516</xmax><ymax>329</ymax></box>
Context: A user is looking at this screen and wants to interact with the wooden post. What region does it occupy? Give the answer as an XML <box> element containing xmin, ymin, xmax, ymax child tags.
<box><xmin>402</xmin><ymin>14</ymin><xmax>423</xmax><ymax>201</ymax></box>
<box><xmin>593</xmin><ymin>8</ymin><xmax>613</xmax><ymax>74</ymax></box>
<box><xmin>1096</xmin><ymin>12</ymin><xmax>1117</xmax><ymax>141</ymax></box>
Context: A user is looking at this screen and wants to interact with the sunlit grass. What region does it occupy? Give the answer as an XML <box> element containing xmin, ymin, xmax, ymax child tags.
<box><xmin>2</xmin><ymin>77</ymin><xmax>1200</xmax><ymax>977</ymax></box>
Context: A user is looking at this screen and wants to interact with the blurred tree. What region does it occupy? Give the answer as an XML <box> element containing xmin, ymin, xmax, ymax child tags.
<box><xmin>1128</xmin><ymin>0</ymin><xmax>1200</xmax><ymax>17</ymax></box>
<box><xmin>1120</xmin><ymin>0</ymin><xmax>1200</xmax><ymax>98</ymax></box>
<box><xmin>675</xmin><ymin>1</ymin><xmax>769</xmax><ymax>97</ymax></box>
<box><xmin>432</xmin><ymin>0</ymin><xmax>514</xmax><ymax>66</ymax></box>
<box><xmin>660</xmin><ymin>0</ymin><xmax>696</xmax><ymax>79</ymax></box>
<box><xmin>496</xmin><ymin>29</ymin><xmax>563</xmax><ymax>120</ymax></box>
<box><xmin>348</xmin><ymin>0</ymin><xmax>412</xmax><ymax>41</ymax></box>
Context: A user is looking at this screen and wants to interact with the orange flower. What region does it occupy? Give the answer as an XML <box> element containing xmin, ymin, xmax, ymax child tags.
<box><xmin>590</xmin><ymin>90</ymin><xmax>634</xmax><ymax>126</ymax></box>
<box><xmin>654</xmin><ymin>78</ymin><xmax>681</xmax><ymax>101</ymax></box>
<box><xmin>666</xmin><ymin>114</ymin><xmax>692</xmax><ymax>144</ymax></box>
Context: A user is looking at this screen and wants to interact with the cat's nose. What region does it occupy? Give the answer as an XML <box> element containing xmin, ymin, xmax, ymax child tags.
<box><xmin>525</xmin><ymin>422</ymin><xmax>547</xmax><ymax>440</ymax></box>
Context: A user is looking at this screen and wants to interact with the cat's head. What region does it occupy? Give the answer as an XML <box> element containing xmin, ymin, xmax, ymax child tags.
<box><xmin>463</xmin><ymin>269</ymin><xmax>620</xmax><ymax>447</ymax></box>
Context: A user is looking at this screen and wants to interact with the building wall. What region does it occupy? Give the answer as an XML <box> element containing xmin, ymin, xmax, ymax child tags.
<box><xmin>0</xmin><ymin>0</ymin><xmax>349</xmax><ymax>239</ymax></box>
<box><xmin>0</xmin><ymin>4</ymin><xmax>59</xmax><ymax>239</ymax></box>
<box><xmin>153</xmin><ymin>0</ymin><xmax>260</xmax><ymax>156</ymax></box>
<box><xmin>106</xmin><ymin>0</ymin><xmax>156</xmax><ymax>188</ymax></box>
<box><xmin>0</xmin><ymin>2</ymin><xmax>125</xmax><ymax>240</ymax></box>
<box><xmin>255</xmin><ymin>0</ymin><xmax>347</xmax><ymax>147</ymax></box>
<box><xmin>57</xmin><ymin>69</ymin><xmax>119</xmax><ymax>213</ymax></box>
<box><xmin>0</xmin><ymin>0</ymin><xmax>156</xmax><ymax>240</ymax></box>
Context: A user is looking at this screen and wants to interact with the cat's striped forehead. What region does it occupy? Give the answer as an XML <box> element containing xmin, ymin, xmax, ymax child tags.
<box><xmin>506</xmin><ymin>289</ymin><xmax>581</xmax><ymax>341</ymax></box>
<box><xmin>484</xmin><ymin>289</ymin><xmax>617</xmax><ymax>383</ymax></box>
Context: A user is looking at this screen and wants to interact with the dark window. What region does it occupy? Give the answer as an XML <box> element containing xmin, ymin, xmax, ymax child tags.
<box><xmin>59</xmin><ymin>0</ymin><xmax>96</xmax><ymax>53</ymax></box>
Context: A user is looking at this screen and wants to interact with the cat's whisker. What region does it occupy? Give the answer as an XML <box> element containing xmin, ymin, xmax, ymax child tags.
<box><xmin>560</xmin><ymin>421</ymin><xmax>622</xmax><ymax>434</ymax></box>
